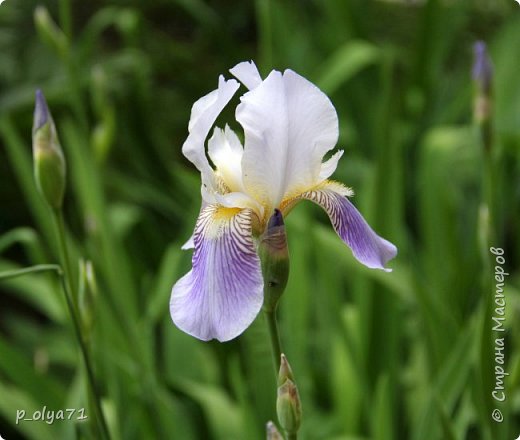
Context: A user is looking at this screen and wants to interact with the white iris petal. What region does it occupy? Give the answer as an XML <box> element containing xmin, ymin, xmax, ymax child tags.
<box><xmin>208</xmin><ymin>125</ymin><xmax>245</xmax><ymax>193</ymax></box>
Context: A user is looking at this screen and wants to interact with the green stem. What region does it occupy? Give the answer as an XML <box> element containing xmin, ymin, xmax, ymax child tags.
<box><xmin>287</xmin><ymin>434</ymin><xmax>298</xmax><ymax>440</ymax></box>
<box><xmin>264</xmin><ymin>308</ymin><xmax>282</xmax><ymax>374</ymax></box>
<box><xmin>0</xmin><ymin>264</ymin><xmax>62</xmax><ymax>280</ymax></box>
<box><xmin>54</xmin><ymin>209</ymin><xmax>77</xmax><ymax>311</ymax></box>
<box><xmin>52</xmin><ymin>209</ymin><xmax>110</xmax><ymax>440</ymax></box>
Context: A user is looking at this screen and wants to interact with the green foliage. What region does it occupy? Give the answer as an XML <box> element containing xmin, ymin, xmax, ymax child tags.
<box><xmin>1</xmin><ymin>0</ymin><xmax>519</xmax><ymax>439</ymax></box>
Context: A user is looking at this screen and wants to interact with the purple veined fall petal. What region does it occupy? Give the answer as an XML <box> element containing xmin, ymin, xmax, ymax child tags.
<box><xmin>299</xmin><ymin>182</ymin><xmax>397</xmax><ymax>271</ymax></box>
<box><xmin>170</xmin><ymin>205</ymin><xmax>264</xmax><ymax>341</ymax></box>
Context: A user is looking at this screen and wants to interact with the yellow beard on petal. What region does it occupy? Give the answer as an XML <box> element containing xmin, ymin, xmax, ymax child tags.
<box><xmin>202</xmin><ymin>206</ymin><xmax>243</xmax><ymax>240</ymax></box>
<box><xmin>279</xmin><ymin>180</ymin><xmax>354</xmax><ymax>218</ymax></box>
<box><xmin>212</xmin><ymin>206</ymin><xmax>242</xmax><ymax>220</ymax></box>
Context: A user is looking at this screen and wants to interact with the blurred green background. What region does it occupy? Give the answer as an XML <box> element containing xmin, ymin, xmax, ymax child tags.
<box><xmin>0</xmin><ymin>0</ymin><xmax>519</xmax><ymax>439</ymax></box>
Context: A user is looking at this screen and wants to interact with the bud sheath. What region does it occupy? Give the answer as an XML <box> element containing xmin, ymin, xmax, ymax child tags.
<box><xmin>276</xmin><ymin>354</ymin><xmax>302</xmax><ymax>436</ymax></box>
<box><xmin>258</xmin><ymin>209</ymin><xmax>290</xmax><ymax>312</ymax></box>
<box><xmin>32</xmin><ymin>90</ymin><xmax>66</xmax><ymax>210</ymax></box>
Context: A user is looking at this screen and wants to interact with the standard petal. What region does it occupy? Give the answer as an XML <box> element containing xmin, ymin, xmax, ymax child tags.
<box><xmin>300</xmin><ymin>182</ymin><xmax>397</xmax><ymax>271</ymax></box>
<box><xmin>208</xmin><ymin>125</ymin><xmax>245</xmax><ymax>193</ymax></box>
<box><xmin>170</xmin><ymin>205</ymin><xmax>264</xmax><ymax>341</ymax></box>
<box><xmin>230</xmin><ymin>60</ymin><xmax>262</xmax><ymax>90</ymax></box>
<box><xmin>182</xmin><ymin>76</ymin><xmax>240</xmax><ymax>183</ymax></box>
<box><xmin>237</xmin><ymin>69</ymin><xmax>339</xmax><ymax>211</ymax></box>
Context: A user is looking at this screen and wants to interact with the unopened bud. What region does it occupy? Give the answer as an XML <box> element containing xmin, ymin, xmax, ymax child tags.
<box><xmin>32</xmin><ymin>90</ymin><xmax>66</xmax><ymax>211</ymax></box>
<box><xmin>258</xmin><ymin>209</ymin><xmax>290</xmax><ymax>312</ymax></box>
<box><xmin>472</xmin><ymin>41</ymin><xmax>493</xmax><ymax>95</ymax></box>
<box><xmin>278</xmin><ymin>354</ymin><xmax>295</xmax><ymax>386</ymax></box>
<box><xmin>277</xmin><ymin>379</ymin><xmax>302</xmax><ymax>435</ymax></box>
<box><xmin>276</xmin><ymin>354</ymin><xmax>301</xmax><ymax>436</ymax></box>
<box><xmin>472</xmin><ymin>41</ymin><xmax>493</xmax><ymax>126</ymax></box>
<box><xmin>266</xmin><ymin>421</ymin><xmax>283</xmax><ymax>440</ymax></box>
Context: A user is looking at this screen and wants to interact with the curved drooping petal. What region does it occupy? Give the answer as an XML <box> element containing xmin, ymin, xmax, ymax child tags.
<box><xmin>236</xmin><ymin>69</ymin><xmax>339</xmax><ymax>212</ymax></box>
<box><xmin>319</xmin><ymin>150</ymin><xmax>344</xmax><ymax>181</ymax></box>
<box><xmin>300</xmin><ymin>182</ymin><xmax>397</xmax><ymax>271</ymax></box>
<box><xmin>230</xmin><ymin>60</ymin><xmax>262</xmax><ymax>90</ymax></box>
<box><xmin>170</xmin><ymin>205</ymin><xmax>264</xmax><ymax>341</ymax></box>
<box><xmin>182</xmin><ymin>76</ymin><xmax>240</xmax><ymax>186</ymax></box>
<box><xmin>181</xmin><ymin>235</ymin><xmax>195</xmax><ymax>250</ymax></box>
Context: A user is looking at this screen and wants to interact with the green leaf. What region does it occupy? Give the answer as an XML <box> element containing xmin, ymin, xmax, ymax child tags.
<box><xmin>317</xmin><ymin>40</ymin><xmax>380</xmax><ymax>94</ymax></box>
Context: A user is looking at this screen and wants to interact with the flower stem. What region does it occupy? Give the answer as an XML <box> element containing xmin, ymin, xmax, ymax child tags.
<box><xmin>288</xmin><ymin>434</ymin><xmax>298</xmax><ymax>440</ymax></box>
<box><xmin>54</xmin><ymin>210</ymin><xmax>76</xmax><ymax>308</ymax></box>
<box><xmin>52</xmin><ymin>209</ymin><xmax>110</xmax><ymax>440</ymax></box>
<box><xmin>264</xmin><ymin>308</ymin><xmax>282</xmax><ymax>374</ymax></box>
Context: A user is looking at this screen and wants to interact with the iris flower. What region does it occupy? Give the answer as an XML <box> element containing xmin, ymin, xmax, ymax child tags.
<box><xmin>170</xmin><ymin>61</ymin><xmax>397</xmax><ymax>342</ymax></box>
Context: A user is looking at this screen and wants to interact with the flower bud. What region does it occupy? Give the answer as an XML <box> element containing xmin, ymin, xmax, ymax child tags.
<box><xmin>278</xmin><ymin>353</ymin><xmax>295</xmax><ymax>386</ymax></box>
<box><xmin>276</xmin><ymin>354</ymin><xmax>301</xmax><ymax>436</ymax></box>
<box><xmin>266</xmin><ymin>421</ymin><xmax>283</xmax><ymax>440</ymax></box>
<box><xmin>277</xmin><ymin>380</ymin><xmax>302</xmax><ymax>435</ymax></box>
<box><xmin>472</xmin><ymin>41</ymin><xmax>493</xmax><ymax>128</ymax></box>
<box><xmin>258</xmin><ymin>209</ymin><xmax>290</xmax><ymax>312</ymax></box>
<box><xmin>32</xmin><ymin>90</ymin><xmax>66</xmax><ymax>211</ymax></box>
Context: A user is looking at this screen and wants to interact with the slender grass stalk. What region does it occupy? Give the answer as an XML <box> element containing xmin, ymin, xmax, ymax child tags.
<box><xmin>54</xmin><ymin>210</ymin><xmax>78</xmax><ymax>311</ymax></box>
<box><xmin>58</xmin><ymin>0</ymin><xmax>72</xmax><ymax>40</ymax></box>
<box><xmin>265</xmin><ymin>309</ymin><xmax>282</xmax><ymax>374</ymax></box>
<box><xmin>52</xmin><ymin>208</ymin><xmax>111</xmax><ymax>440</ymax></box>
<box><xmin>0</xmin><ymin>264</ymin><xmax>62</xmax><ymax>280</ymax></box>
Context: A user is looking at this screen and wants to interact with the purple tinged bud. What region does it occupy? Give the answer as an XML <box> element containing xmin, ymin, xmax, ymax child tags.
<box><xmin>33</xmin><ymin>89</ymin><xmax>51</xmax><ymax>133</ymax></box>
<box><xmin>32</xmin><ymin>89</ymin><xmax>66</xmax><ymax>210</ymax></box>
<box><xmin>472</xmin><ymin>41</ymin><xmax>494</xmax><ymax>136</ymax></box>
<box><xmin>472</xmin><ymin>41</ymin><xmax>493</xmax><ymax>94</ymax></box>
<box><xmin>268</xmin><ymin>208</ymin><xmax>284</xmax><ymax>229</ymax></box>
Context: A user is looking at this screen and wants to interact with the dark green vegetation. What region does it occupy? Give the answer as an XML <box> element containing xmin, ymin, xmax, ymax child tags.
<box><xmin>0</xmin><ymin>0</ymin><xmax>519</xmax><ymax>439</ymax></box>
